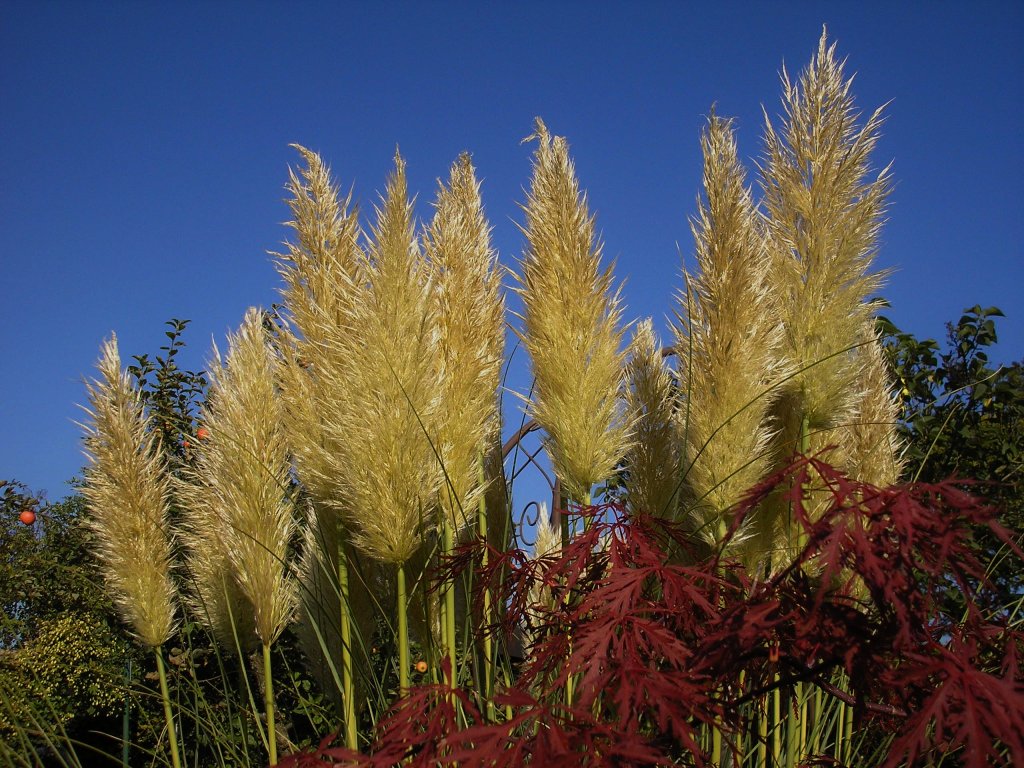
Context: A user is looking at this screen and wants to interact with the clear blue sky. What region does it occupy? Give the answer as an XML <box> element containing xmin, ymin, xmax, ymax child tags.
<box><xmin>2</xmin><ymin>1</ymin><xmax>1021</xmax><ymax>504</ymax></box>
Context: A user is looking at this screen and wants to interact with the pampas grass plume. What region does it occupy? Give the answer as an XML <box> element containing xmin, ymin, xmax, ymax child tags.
<box><xmin>274</xmin><ymin>147</ymin><xmax>366</xmax><ymax>511</ymax></box>
<box><xmin>80</xmin><ymin>335</ymin><xmax>178</xmax><ymax>648</ymax></box>
<box><xmin>331</xmin><ymin>152</ymin><xmax>441</xmax><ymax>564</ymax></box>
<box><xmin>842</xmin><ymin>330</ymin><xmax>905</xmax><ymax>487</ymax></box>
<box><xmin>515</xmin><ymin>118</ymin><xmax>631</xmax><ymax>502</ymax></box>
<box><xmin>623</xmin><ymin>319</ymin><xmax>683</xmax><ymax>519</ymax></box>
<box><xmin>679</xmin><ymin>114</ymin><xmax>789</xmax><ymax>549</ymax></box>
<box><xmin>762</xmin><ymin>29</ymin><xmax>891</xmax><ymax>432</ymax></box>
<box><xmin>177</xmin><ymin>309</ymin><xmax>297</xmax><ymax>646</ymax></box>
<box><xmin>423</xmin><ymin>153</ymin><xmax>505</xmax><ymax>529</ymax></box>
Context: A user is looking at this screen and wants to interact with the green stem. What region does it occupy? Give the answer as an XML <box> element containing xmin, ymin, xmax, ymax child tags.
<box><xmin>786</xmin><ymin>683</ymin><xmax>799</xmax><ymax>768</ymax></box>
<box><xmin>772</xmin><ymin>678</ymin><xmax>781</xmax><ymax>768</ymax></box>
<box><xmin>834</xmin><ymin>697</ymin><xmax>845</xmax><ymax>763</ymax></box>
<box><xmin>757</xmin><ymin>694</ymin><xmax>768</xmax><ymax>768</ymax></box>
<box><xmin>812</xmin><ymin>686</ymin><xmax>822</xmax><ymax>757</ymax></box>
<box><xmin>397</xmin><ymin>563</ymin><xmax>410</xmax><ymax>692</ymax></box>
<box><xmin>338</xmin><ymin>544</ymin><xmax>357</xmax><ymax>751</ymax></box>
<box><xmin>442</xmin><ymin>518</ymin><xmax>457</xmax><ymax>686</ymax></box>
<box><xmin>154</xmin><ymin>648</ymin><xmax>182</xmax><ymax>768</ymax></box>
<box><xmin>843</xmin><ymin>697</ymin><xmax>853</xmax><ymax>765</ymax></box>
<box><xmin>477</xmin><ymin>458</ymin><xmax>494</xmax><ymax>718</ymax></box>
<box><xmin>263</xmin><ymin>642</ymin><xmax>278</xmax><ymax>766</ymax></box>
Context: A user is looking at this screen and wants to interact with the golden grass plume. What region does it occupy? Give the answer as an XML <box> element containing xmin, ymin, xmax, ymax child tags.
<box><xmin>177</xmin><ymin>309</ymin><xmax>297</xmax><ymax>646</ymax></box>
<box><xmin>623</xmin><ymin>319</ymin><xmax>683</xmax><ymax>519</ymax></box>
<box><xmin>326</xmin><ymin>152</ymin><xmax>442</xmax><ymax>564</ymax></box>
<box><xmin>80</xmin><ymin>335</ymin><xmax>178</xmax><ymax>648</ymax></box>
<box><xmin>761</xmin><ymin>29</ymin><xmax>891</xmax><ymax>432</ymax></box>
<box><xmin>423</xmin><ymin>153</ymin><xmax>505</xmax><ymax>529</ymax></box>
<box><xmin>274</xmin><ymin>146</ymin><xmax>366</xmax><ymax>511</ymax></box>
<box><xmin>515</xmin><ymin>118</ymin><xmax>631</xmax><ymax>502</ymax></box>
<box><xmin>840</xmin><ymin>329</ymin><xmax>905</xmax><ymax>487</ymax></box>
<box><xmin>678</xmin><ymin>114</ymin><xmax>790</xmax><ymax>550</ymax></box>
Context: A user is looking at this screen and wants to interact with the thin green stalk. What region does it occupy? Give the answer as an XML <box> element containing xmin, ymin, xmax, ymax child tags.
<box><xmin>786</xmin><ymin>686</ymin><xmax>798</xmax><ymax>768</ymax></box>
<box><xmin>843</xmin><ymin>697</ymin><xmax>853</xmax><ymax>765</ymax></box>
<box><xmin>154</xmin><ymin>648</ymin><xmax>182</xmax><ymax>768</ymax></box>
<box><xmin>397</xmin><ymin>563</ymin><xmax>410</xmax><ymax>692</ymax></box>
<box><xmin>758</xmin><ymin>694</ymin><xmax>768</xmax><ymax>767</ymax></box>
<box><xmin>338</xmin><ymin>542</ymin><xmax>358</xmax><ymax>751</ymax></box>
<box><xmin>263</xmin><ymin>642</ymin><xmax>277</xmax><ymax>766</ymax></box>
<box><xmin>442</xmin><ymin>518</ymin><xmax>457</xmax><ymax>686</ymax></box>
<box><xmin>834</xmin><ymin>699</ymin><xmax>845</xmax><ymax>763</ymax></box>
<box><xmin>501</xmin><ymin>666</ymin><xmax>514</xmax><ymax>720</ymax></box>
<box><xmin>812</xmin><ymin>686</ymin><xmax>822</xmax><ymax>757</ymax></box>
<box><xmin>122</xmin><ymin>658</ymin><xmax>131</xmax><ymax>768</ymax></box>
<box><xmin>772</xmin><ymin>680</ymin><xmax>781</xmax><ymax>768</ymax></box>
<box><xmin>477</xmin><ymin>457</ymin><xmax>495</xmax><ymax>718</ymax></box>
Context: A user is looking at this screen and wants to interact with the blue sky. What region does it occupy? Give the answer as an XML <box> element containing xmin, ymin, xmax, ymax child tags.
<box><xmin>2</xmin><ymin>1</ymin><xmax>1021</xmax><ymax>504</ymax></box>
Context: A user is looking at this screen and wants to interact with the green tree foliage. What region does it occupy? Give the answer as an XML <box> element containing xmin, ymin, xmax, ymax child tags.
<box><xmin>0</xmin><ymin>483</ymin><xmax>114</xmax><ymax>649</ymax></box>
<box><xmin>0</xmin><ymin>483</ymin><xmax>130</xmax><ymax>752</ymax></box>
<box><xmin>126</xmin><ymin>318</ymin><xmax>209</xmax><ymax>472</ymax></box>
<box><xmin>881</xmin><ymin>305</ymin><xmax>1024</xmax><ymax>598</ymax></box>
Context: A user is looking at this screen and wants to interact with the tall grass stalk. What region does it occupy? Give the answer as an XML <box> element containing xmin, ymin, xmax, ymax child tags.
<box><xmin>396</xmin><ymin>565</ymin><xmax>410</xmax><ymax>692</ymax></box>
<box><xmin>336</xmin><ymin>545</ymin><xmax>357</xmax><ymax>750</ymax></box>
<box><xmin>153</xmin><ymin>650</ymin><xmax>181</xmax><ymax>768</ymax></box>
<box><xmin>477</xmin><ymin>457</ymin><xmax>495</xmax><ymax>717</ymax></box>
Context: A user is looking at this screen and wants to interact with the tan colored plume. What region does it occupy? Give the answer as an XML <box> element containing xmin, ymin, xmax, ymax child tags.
<box><xmin>840</xmin><ymin>329</ymin><xmax>905</xmax><ymax>487</ymax></box>
<box><xmin>80</xmin><ymin>335</ymin><xmax>178</xmax><ymax>648</ymax></box>
<box><xmin>176</xmin><ymin>309</ymin><xmax>298</xmax><ymax>646</ymax></box>
<box><xmin>622</xmin><ymin>319</ymin><xmax>683</xmax><ymax>519</ymax></box>
<box><xmin>325</xmin><ymin>152</ymin><xmax>442</xmax><ymax>564</ymax></box>
<box><xmin>423</xmin><ymin>153</ymin><xmax>505</xmax><ymax>530</ymax></box>
<box><xmin>515</xmin><ymin>118</ymin><xmax>632</xmax><ymax>502</ymax></box>
<box><xmin>677</xmin><ymin>114</ymin><xmax>789</xmax><ymax>553</ymax></box>
<box><xmin>274</xmin><ymin>146</ymin><xmax>367</xmax><ymax>512</ymax></box>
<box><xmin>761</xmin><ymin>29</ymin><xmax>891</xmax><ymax>434</ymax></box>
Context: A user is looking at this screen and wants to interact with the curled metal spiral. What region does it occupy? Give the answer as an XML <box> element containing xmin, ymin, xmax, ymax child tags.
<box><xmin>501</xmin><ymin>418</ymin><xmax>562</xmax><ymax>549</ymax></box>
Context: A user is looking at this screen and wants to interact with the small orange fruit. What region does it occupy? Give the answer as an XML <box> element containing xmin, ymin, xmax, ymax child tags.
<box><xmin>415</xmin><ymin>660</ymin><xmax>428</xmax><ymax>674</ymax></box>
<box><xmin>19</xmin><ymin>509</ymin><xmax>36</xmax><ymax>526</ymax></box>
<box><xmin>196</xmin><ymin>427</ymin><xmax>210</xmax><ymax>440</ymax></box>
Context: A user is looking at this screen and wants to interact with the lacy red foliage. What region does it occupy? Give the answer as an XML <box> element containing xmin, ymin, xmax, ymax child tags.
<box><xmin>281</xmin><ymin>458</ymin><xmax>1024</xmax><ymax>767</ymax></box>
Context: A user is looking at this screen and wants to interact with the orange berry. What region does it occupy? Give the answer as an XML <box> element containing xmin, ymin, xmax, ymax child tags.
<box><xmin>19</xmin><ymin>509</ymin><xmax>36</xmax><ymax>526</ymax></box>
<box><xmin>415</xmin><ymin>660</ymin><xmax>428</xmax><ymax>674</ymax></box>
<box><xmin>196</xmin><ymin>427</ymin><xmax>209</xmax><ymax>440</ymax></box>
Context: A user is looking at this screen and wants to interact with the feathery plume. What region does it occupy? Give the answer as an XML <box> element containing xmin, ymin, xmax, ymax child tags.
<box><xmin>80</xmin><ymin>336</ymin><xmax>177</xmax><ymax>648</ymax></box>
<box><xmin>761</xmin><ymin>29</ymin><xmax>891</xmax><ymax>433</ymax></box>
<box><xmin>841</xmin><ymin>329</ymin><xmax>905</xmax><ymax>487</ymax></box>
<box><xmin>533</xmin><ymin>504</ymin><xmax>560</xmax><ymax>559</ymax></box>
<box><xmin>515</xmin><ymin>118</ymin><xmax>631</xmax><ymax>502</ymax></box>
<box><xmin>177</xmin><ymin>309</ymin><xmax>297</xmax><ymax>646</ymax></box>
<box><xmin>423</xmin><ymin>154</ymin><xmax>505</xmax><ymax>529</ymax></box>
<box><xmin>177</xmin><ymin>484</ymin><xmax>257</xmax><ymax>650</ymax></box>
<box><xmin>622</xmin><ymin>319</ymin><xmax>683</xmax><ymax>518</ymax></box>
<box><xmin>525</xmin><ymin>504</ymin><xmax>560</xmax><ymax>652</ymax></box>
<box><xmin>678</xmin><ymin>114</ymin><xmax>789</xmax><ymax>550</ymax></box>
<box><xmin>274</xmin><ymin>146</ymin><xmax>366</xmax><ymax>511</ymax></box>
<box><xmin>329</xmin><ymin>152</ymin><xmax>441</xmax><ymax>564</ymax></box>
